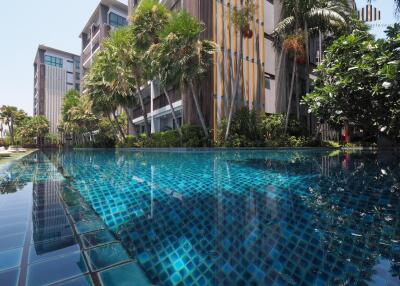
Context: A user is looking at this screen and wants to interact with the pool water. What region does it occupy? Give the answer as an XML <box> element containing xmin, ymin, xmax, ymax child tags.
<box><xmin>1</xmin><ymin>149</ymin><xmax>399</xmax><ymax>285</ymax></box>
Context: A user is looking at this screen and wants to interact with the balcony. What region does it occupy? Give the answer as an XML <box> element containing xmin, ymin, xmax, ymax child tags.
<box><xmin>131</xmin><ymin>89</ymin><xmax>182</xmax><ymax>119</ymax></box>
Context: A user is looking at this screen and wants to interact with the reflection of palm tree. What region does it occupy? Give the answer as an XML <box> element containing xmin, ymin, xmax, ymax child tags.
<box><xmin>304</xmin><ymin>153</ymin><xmax>400</xmax><ymax>283</ymax></box>
<box><xmin>0</xmin><ymin>155</ymin><xmax>39</xmax><ymax>193</ymax></box>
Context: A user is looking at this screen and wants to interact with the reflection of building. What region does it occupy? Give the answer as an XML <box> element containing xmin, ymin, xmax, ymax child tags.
<box><xmin>126</xmin><ymin>1</ymin><xmax>356</xmax><ymax>137</ymax></box>
<box><xmin>33</xmin><ymin>46</ymin><xmax>81</xmax><ymax>134</ymax></box>
<box><xmin>32</xmin><ymin>181</ymin><xmax>74</xmax><ymax>252</ymax></box>
<box><xmin>80</xmin><ymin>0</ymin><xmax>128</xmax><ymax>86</ymax></box>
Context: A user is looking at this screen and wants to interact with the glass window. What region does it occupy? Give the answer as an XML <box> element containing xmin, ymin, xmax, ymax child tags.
<box><xmin>109</xmin><ymin>12</ymin><xmax>127</xmax><ymax>27</ymax></box>
<box><xmin>44</xmin><ymin>55</ymin><xmax>63</xmax><ymax>68</ymax></box>
<box><xmin>75</xmin><ymin>60</ymin><xmax>80</xmax><ymax>70</ymax></box>
<box><xmin>265</xmin><ymin>78</ymin><xmax>271</xmax><ymax>90</ymax></box>
<box><xmin>75</xmin><ymin>73</ymin><xmax>80</xmax><ymax>81</ymax></box>
<box><xmin>75</xmin><ymin>83</ymin><xmax>80</xmax><ymax>91</ymax></box>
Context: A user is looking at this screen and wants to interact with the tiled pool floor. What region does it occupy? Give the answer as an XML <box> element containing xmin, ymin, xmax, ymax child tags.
<box><xmin>0</xmin><ymin>153</ymin><xmax>150</xmax><ymax>286</ymax></box>
<box><xmin>44</xmin><ymin>149</ymin><xmax>400</xmax><ymax>286</ymax></box>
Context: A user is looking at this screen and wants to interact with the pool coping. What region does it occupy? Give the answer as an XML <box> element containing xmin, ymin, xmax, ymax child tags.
<box><xmin>0</xmin><ymin>149</ymin><xmax>38</xmax><ymax>166</ymax></box>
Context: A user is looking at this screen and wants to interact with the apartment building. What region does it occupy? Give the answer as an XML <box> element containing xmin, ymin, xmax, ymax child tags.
<box><xmin>33</xmin><ymin>45</ymin><xmax>80</xmax><ymax>134</ymax></box>
<box><xmin>80</xmin><ymin>0</ymin><xmax>128</xmax><ymax>81</ymax></box>
<box><xmin>127</xmin><ymin>0</ymin><xmax>279</xmax><ymax>137</ymax></box>
<box><xmin>127</xmin><ymin>0</ymin><xmax>356</xmax><ymax>138</ymax></box>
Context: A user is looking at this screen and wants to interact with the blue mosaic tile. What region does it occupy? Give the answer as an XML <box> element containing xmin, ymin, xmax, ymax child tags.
<box><xmin>80</xmin><ymin>230</ymin><xmax>117</xmax><ymax>249</ymax></box>
<box><xmin>0</xmin><ymin>267</ymin><xmax>20</xmax><ymax>286</ymax></box>
<box><xmin>51</xmin><ymin>274</ymin><xmax>94</xmax><ymax>286</ymax></box>
<box><xmin>48</xmin><ymin>149</ymin><xmax>400</xmax><ymax>286</ymax></box>
<box><xmin>75</xmin><ymin>219</ymin><xmax>105</xmax><ymax>234</ymax></box>
<box><xmin>0</xmin><ymin>233</ymin><xmax>25</xmax><ymax>252</ymax></box>
<box><xmin>0</xmin><ymin>222</ymin><xmax>28</xmax><ymax>236</ymax></box>
<box><xmin>29</xmin><ymin>239</ymin><xmax>80</xmax><ymax>264</ymax></box>
<box><xmin>2</xmin><ymin>150</ymin><xmax>400</xmax><ymax>285</ymax></box>
<box><xmin>27</xmin><ymin>252</ymin><xmax>88</xmax><ymax>286</ymax></box>
<box><xmin>0</xmin><ymin>247</ymin><xmax>23</xmax><ymax>272</ymax></box>
<box><xmin>84</xmin><ymin>242</ymin><xmax>130</xmax><ymax>271</ymax></box>
<box><xmin>99</xmin><ymin>262</ymin><xmax>151</xmax><ymax>286</ymax></box>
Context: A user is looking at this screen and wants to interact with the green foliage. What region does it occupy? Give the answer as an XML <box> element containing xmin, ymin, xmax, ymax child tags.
<box><xmin>62</xmin><ymin>90</ymin><xmax>80</xmax><ymax>122</ymax></box>
<box><xmin>0</xmin><ymin>105</ymin><xmax>28</xmax><ymax>145</ymax></box>
<box><xmin>303</xmin><ymin>28</ymin><xmax>400</xmax><ymax>141</ymax></box>
<box><xmin>321</xmin><ymin>140</ymin><xmax>341</xmax><ymax>148</ymax></box>
<box><xmin>117</xmin><ymin>125</ymin><xmax>206</xmax><ymax>148</ymax></box>
<box><xmin>130</xmin><ymin>0</ymin><xmax>170</xmax><ymax>52</ymax></box>
<box><xmin>16</xmin><ymin>115</ymin><xmax>50</xmax><ymax>146</ymax></box>
<box><xmin>217</xmin><ymin>108</ymin><xmax>315</xmax><ymax>147</ymax></box>
<box><xmin>231</xmin><ymin>1</ymin><xmax>257</xmax><ymax>30</ymax></box>
<box><xmin>153</xmin><ymin>10</ymin><xmax>216</xmax><ymax>87</ymax></box>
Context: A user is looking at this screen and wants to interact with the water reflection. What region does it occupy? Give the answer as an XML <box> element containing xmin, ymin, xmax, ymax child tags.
<box><xmin>46</xmin><ymin>149</ymin><xmax>400</xmax><ymax>285</ymax></box>
<box><xmin>0</xmin><ymin>152</ymin><xmax>81</xmax><ymax>285</ymax></box>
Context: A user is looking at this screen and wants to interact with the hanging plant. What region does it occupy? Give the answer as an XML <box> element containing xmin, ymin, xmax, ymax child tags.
<box><xmin>283</xmin><ymin>34</ymin><xmax>305</xmax><ymax>54</ymax></box>
<box><xmin>232</xmin><ymin>1</ymin><xmax>257</xmax><ymax>38</ymax></box>
<box><xmin>295</xmin><ymin>56</ymin><xmax>306</xmax><ymax>65</ymax></box>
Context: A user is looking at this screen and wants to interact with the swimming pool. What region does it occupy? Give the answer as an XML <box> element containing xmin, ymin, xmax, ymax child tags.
<box><xmin>1</xmin><ymin>149</ymin><xmax>399</xmax><ymax>285</ymax></box>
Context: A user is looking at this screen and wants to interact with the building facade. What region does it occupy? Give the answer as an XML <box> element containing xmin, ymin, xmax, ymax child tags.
<box><xmin>127</xmin><ymin>0</ymin><xmax>280</xmax><ymax>137</ymax></box>
<box><xmin>33</xmin><ymin>46</ymin><xmax>80</xmax><ymax>134</ymax></box>
<box><xmin>80</xmin><ymin>0</ymin><xmax>128</xmax><ymax>82</ymax></box>
<box><xmin>127</xmin><ymin>0</ymin><xmax>356</xmax><ymax>138</ymax></box>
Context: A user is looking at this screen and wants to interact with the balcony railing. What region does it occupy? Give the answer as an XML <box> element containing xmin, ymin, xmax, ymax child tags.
<box><xmin>131</xmin><ymin>89</ymin><xmax>182</xmax><ymax>119</ymax></box>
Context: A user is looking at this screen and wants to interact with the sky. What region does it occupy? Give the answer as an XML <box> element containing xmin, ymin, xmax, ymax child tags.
<box><xmin>356</xmin><ymin>0</ymin><xmax>399</xmax><ymax>38</ymax></box>
<box><xmin>0</xmin><ymin>0</ymin><xmax>397</xmax><ymax>115</ymax></box>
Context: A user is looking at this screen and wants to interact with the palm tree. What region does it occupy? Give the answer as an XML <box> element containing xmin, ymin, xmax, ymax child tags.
<box><xmin>129</xmin><ymin>0</ymin><xmax>170</xmax><ymax>136</ymax></box>
<box><xmin>0</xmin><ymin>106</ymin><xmax>27</xmax><ymax>145</ymax></box>
<box><xmin>146</xmin><ymin>39</ymin><xmax>183</xmax><ymax>139</ymax></box>
<box><xmin>273</xmin><ymin>0</ymin><xmax>351</xmax><ymax>132</ymax></box>
<box><xmin>156</xmin><ymin>11</ymin><xmax>216</xmax><ymax>139</ymax></box>
<box><xmin>84</xmin><ymin>55</ymin><xmax>126</xmax><ymax>141</ymax></box>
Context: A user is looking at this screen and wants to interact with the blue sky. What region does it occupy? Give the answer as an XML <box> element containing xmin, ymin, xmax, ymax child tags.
<box><xmin>356</xmin><ymin>0</ymin><xmax>398</xmax><ymax>38</ymax></box>
<box><xmin>0</xmin><ymin>0</ymin><xmax>397</xmax><ymax>115</ymax></box>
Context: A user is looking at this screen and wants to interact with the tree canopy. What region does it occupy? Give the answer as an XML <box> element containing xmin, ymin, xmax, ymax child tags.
<box><xmin>303</xmin><ymin>27</ymin><xmax>400</xmax><ymax>141</ymax></box>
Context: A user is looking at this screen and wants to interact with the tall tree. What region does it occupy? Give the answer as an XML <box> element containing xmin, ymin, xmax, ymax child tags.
<box><xmin>156</xmin><ymin>11</ymin><xmax>216</xmax><ymax>139</ymax></box>
<box><xmin>129</xmin><ymin>0</ymin><xmax>170</xmax><ymax>135</ymax></box>
<box><xmin>17</xmin><ymin>116</ymin><xmax>50</xmax><ymax>146</ymax></box>
<box><xmin>0</xmin><ymin>106</ymin><xmax>27</xmax><ymax>145</ymax></box>
<box><xmin>273</xmin><ymin>0</ymin><xmax>351</xmax><ymax>130</ymax></box>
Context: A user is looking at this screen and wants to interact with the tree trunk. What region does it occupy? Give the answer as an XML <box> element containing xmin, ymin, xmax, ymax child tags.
<box><xmin>112</xmin><ymin>111</ymin><xmax>126</xmax><ymax>141</ymax></box>
<box><xmin>296</xmin><ymin>67</ymin><xmax>300</xmax><ymax>120</ymax></box>
<box><xmin>8</xmin><ymin>122</ymin><xmax>14</xmax><ymax>146</ymax></box>
<box><xmin>136</xmin><ymin>84</ymin><xmax>151</xmax><ymax>136</ymax></box>
<box><xmin>123</xmin><ymin>106</ymin><xmax>136</xmax><ymax>136</ymax></box>
<box><xmin>106</xmin><ymin>114</ymin><xmax>119</xmax><ymax>140</ymax></box>
<box><xmin>285</xmin><ymin>61</ymin><xmax>297</xmax><ymax>135</ymax></box>
<box><xmin>163</xmin><ymin>88</ymin><xmax>183</xmax><ymax>138</ymax></box>
<box><xmin>189</xmin><ymin>81</ymin><xmax>209</xmax><ymax>139</ymax></box>
<box><xmin>225</xmin><ymin>31</ymin><xmax>244</xmax><ymax>141</ymax></box>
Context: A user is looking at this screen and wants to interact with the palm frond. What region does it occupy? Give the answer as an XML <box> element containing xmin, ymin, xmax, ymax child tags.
<box><xmin>273</xmin><ymin>16</ymin><xmax>295</xmax><ymax>39</ymax></box>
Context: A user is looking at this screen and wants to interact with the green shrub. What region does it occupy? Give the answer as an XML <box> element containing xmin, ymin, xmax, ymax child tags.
<box><xmin>218</xmin><ymin>108</ymin><xmax>314</xmax><ymax>147</ymax></box>
<box><xmin>117</xmin><ymin>124</ymin><xmax>207</xmax><ymax>148</ymax></box>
